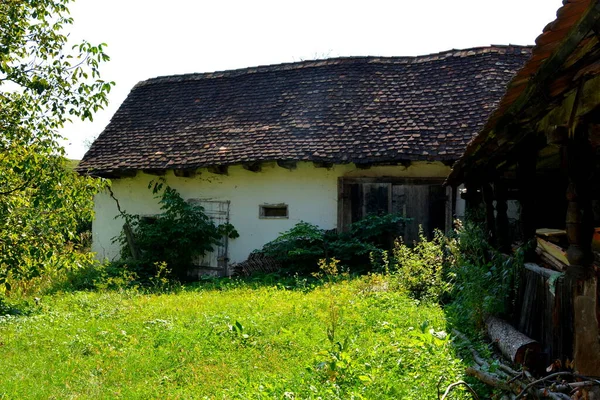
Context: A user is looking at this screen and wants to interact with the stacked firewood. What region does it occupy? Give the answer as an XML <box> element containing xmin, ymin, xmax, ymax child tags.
<box><xmin>231</xmin><ymin>252</ymin><xmax>281</xmax><ymax>276</ymax></box>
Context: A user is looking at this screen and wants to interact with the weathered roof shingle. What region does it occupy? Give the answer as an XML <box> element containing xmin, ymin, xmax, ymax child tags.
<box><xmin>78</xmin><ymin>46</ymin><xmax>532</xmax><ymax>175</ymax></box>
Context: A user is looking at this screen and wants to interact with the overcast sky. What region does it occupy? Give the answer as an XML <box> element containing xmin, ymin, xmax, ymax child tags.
<box><xmin>60</xmin><ymin>0</ymin><xmax>564</xmax><ymax>159</ymax></box>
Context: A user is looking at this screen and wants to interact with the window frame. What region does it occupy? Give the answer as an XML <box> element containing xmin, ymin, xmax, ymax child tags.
<box><xmin>259</xmin><ymin>203</ymin><xmax>289</xmax><ymax>219</ymax></box>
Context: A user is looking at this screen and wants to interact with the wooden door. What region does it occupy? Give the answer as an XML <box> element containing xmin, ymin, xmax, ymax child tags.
<box><xmin>188</xmin><ymin>199</ymin><xmax>231</xmax><ymax>276</ymax></box>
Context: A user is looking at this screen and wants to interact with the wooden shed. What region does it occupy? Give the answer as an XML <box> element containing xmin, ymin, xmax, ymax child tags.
<box><xmin>447</xmin><ymin>0</ymin><xmax>600</xmax><ymax>376</ymax></box>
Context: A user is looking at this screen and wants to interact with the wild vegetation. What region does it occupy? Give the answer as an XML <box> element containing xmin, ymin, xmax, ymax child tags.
<box><xmin>0</xmin><ymin>273</ymin><xmax>473</xmax><ymax>399</ymax></box>
<box><xmin>258</xmin><ymin>214</ymin><xmax>406</xmax><ymax>274</ymax></box>
<box><xmin>444</xmin><ymin>220</ymin><xmax>523</xmax><ymax>332</ymax></box>
<box><xmin>115</xmin><ymin>180</ymin><xmax>239</xmax><ymax>281</ymax></box>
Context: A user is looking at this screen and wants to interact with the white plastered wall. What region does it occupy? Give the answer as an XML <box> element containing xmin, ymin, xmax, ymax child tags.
<box><xmin>92</xmin><ymin>161</ymin><xmax>458</xmax><ymax>264</ymax></box>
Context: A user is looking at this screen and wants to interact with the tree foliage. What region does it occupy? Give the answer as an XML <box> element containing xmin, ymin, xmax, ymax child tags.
<box><xmin>0</xmin><ymin>0</ymin><xmax>113</xmax><ymax>289</ymax></box>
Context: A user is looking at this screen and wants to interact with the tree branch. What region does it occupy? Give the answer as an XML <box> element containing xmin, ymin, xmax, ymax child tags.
<box><xmin>0</xmin><ymin>178</ymin><xmax>32</xmax><ymax>196</ymax></box>
<box><xmin>440</xmin><ymin>380</ymin><xmax>480</xmax><ymax>400</ymax></box>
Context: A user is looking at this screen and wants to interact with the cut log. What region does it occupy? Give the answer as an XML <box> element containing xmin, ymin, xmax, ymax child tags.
<box><xmin>486</xmin><ymin>316</ymin><xmax>541</xmax><ymax>366</ymax></box>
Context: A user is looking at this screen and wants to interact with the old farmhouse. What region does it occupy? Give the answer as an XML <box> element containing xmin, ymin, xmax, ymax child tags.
<box><xmin>79</xmin><ymin>47</ymin><xmax>531</xmax><ymax>275</ymax></box>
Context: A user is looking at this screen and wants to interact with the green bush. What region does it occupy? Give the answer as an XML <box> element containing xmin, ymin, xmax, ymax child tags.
<box><xmin>391</xmin><ymin>228</ymin><xmax>453</xmax><ymax>302</ymax></box>
<box><xmin>258</xmin><ymin>214</ymin><xmax>406</xmax><ymax>274</ymax></box>
<box><xmin>445</xmin><ymin>220</ymin><xmax>523</xmax><ymax>330</ymax></box>
<box><xmin>117</xmin><ymin>180</ymin><xmax>239</xmax><ymax>281</ymax></box>
<box><xmin>385</xmin><ymin>219</ymin><xmax>522</xmax><ymax>330</ymax></box>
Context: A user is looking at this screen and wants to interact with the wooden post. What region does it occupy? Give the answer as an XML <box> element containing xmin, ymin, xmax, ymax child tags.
<box><xmin>123</xmin><ymin>223</ymin><xmax>140</xmax><ymax>261</ymax></box>
<box><xmin>463</xmin><ymin>181</ymin><xmax>482</xmax><ymax>222</ymax></box>
<box><xmin>482</xmin><ymin>183</ymin><xmax>496</xmax><ymax>245</ymax></box>
<box><xmin>516</xmin><ymin>140</ymin><xmax>538</xmax><ymax>260</ymax></box>
<box><xmin>564</xmin><ymin>124</ymin><xmax>599</xmax><ymax>376</ymax></box>
<box><xmin>565</xmin><ymin>128</ymin><xmax>594</xmax><ymax>270</ymax></box>
<box><xmin>495</xmin><ymin>180</ymin><xmax>510</xmax><ymax>253</ymax></box>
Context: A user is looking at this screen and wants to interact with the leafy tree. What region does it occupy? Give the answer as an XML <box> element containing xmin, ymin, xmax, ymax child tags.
<box><xmin>0</xmin><ymin>0</ymin><xmax>113</xmax><ymax>290</ymax></box>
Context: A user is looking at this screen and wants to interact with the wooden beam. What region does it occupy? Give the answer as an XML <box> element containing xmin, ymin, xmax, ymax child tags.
<box><xmin>340</xmin><ymin>177</ymin><xmax>445</xmax><ymax>185</ymax></box>
<box><xmin>142</xmin><ymin>169</ymin><xmax>165</xmax><ymax>176</ymax></box>
<box><xmin>313</xmin><ymin>162</ymin><xmax>333</xmax><ymax>169</ymax></box>
<box><xmin>173</xmin><ymin>169</ymin><xmax>196</xmax><ymax>178</ymax></box>
<box><xmin>207</xmin><ymin>165</ymin><xmax>228</xmax><ymax>175</ymax></box>
<box><xmin>277</xmin><ymin>160</ymin><xmax>297</xmax><ymax>170</ymax></box>
<box><xmin>355</xmin><ymin>163</ymin><xmax>372</xmax><ymax>170</ymax></box>
<box><xmin>102</xmin><ymin>169</ymin><xmax>137</xmax><ymax>179</ymax></box>
<box><xmin>242</xmin><ymin>162</ymin><xmax>262</xmax><ymax>173</ymax></box>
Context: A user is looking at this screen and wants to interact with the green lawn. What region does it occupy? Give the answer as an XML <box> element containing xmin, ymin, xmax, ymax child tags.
<box><xmin>0</xmin><ymin>277</ymin><xmax>469</xmax><ymax>399</ymax></box>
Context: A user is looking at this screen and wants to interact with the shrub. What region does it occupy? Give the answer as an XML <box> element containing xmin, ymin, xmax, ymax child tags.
<box><xmin>258</xmin><ymin>214</ymin><xmax>406</xmax><ymax>274</ymax></box>
<box><xmin>445</xmin><ymin>219</ymin><xmax>523</xmax><ymax>330</ymax></box>
<box><xmin>391</xmin><ymin>228</ymin><xmax>453</xmax><ymax>302</ymax></box>
<box><xmin>117</xmin><ymin>180</ymin><xmax>239</xmax><ymax>281</ymax></box>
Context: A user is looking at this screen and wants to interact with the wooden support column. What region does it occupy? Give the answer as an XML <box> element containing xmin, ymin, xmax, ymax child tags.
<box><xmin>565</xmin><ymin>129</ymin><xmax>594</xmax><ymax>270</ymax></box>
<box><xmin>451</xmin><ymin>185</ymin><xmax>458</xmax><ymax>226</ymax></box>
<box><xmin>463</xmin><ymin>181</ymin><xmax>482</xmax><ymax>222</ymax></box>
<box><xmin>495</xmin><ymin>180</ymin><xmax>510</xmax><ymax>253</ymax></box>
<box><xmin>482</xmin><ymin>183</ymin><xmax>496</xmax><ymax>245</ymax></box>
<box><xmin>565</xmin><ymin>124</ymin><xmax>599</xmax><ymax>376</ymax></box>
<box><xmin>516</xmin><ymin>139</ymin><xmax>538</xmax><ymax>260</ymax></box>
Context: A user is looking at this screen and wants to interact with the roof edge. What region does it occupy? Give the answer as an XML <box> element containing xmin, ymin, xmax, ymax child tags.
<box><xmin>134</xmin><ymin>45</ymin><xmax>533</xmax><ymax>88</ymax></box>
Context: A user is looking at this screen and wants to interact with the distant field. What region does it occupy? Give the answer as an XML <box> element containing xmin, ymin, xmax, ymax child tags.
<box><xmin>0</xmin><ymin>277</ymin><xmax>470</xmax><ymax>399</ymax></box>
<box><xmin>67</xmin><ymin>159</ymin><xmax>80</xmax><ymax>171</ymax></box>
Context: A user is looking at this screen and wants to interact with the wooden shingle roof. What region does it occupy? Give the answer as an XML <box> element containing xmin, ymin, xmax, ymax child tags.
<box><xmin>78</xmin><ymin>46</ymin><xmax>532</xmax><ymax>176</ymax></box>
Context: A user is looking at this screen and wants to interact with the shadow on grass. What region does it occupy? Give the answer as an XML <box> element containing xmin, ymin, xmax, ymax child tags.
<box><xmin>440</xmin><ymin>302</ymin><xmax>497</xmax><ymax>398</ymax></box>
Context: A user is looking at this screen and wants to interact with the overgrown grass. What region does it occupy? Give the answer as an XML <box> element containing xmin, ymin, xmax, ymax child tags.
<box><xmin>0</xmin><ymin>276</ymin><xmax>471</xmax><ymax>399</ymax></box>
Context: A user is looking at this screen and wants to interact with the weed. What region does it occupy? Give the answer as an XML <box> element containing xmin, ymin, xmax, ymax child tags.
<box><xmin>391</xmin><ymin>227</ymin><xmax>453</xmax><ymax>303</ymax></box>
<box><xmin>445</xmin><ymin>220</ymin><xmax>524</xmax><ymax>331</ymax></box>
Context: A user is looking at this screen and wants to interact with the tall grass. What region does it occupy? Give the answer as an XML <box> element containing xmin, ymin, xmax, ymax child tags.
<box><xmin>0</xmin><ymin>275</ymin><xmax>470</xmax><ymax>399</ymax></box>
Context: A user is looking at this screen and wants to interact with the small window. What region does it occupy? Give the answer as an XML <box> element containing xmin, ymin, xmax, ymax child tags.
<box><xmin>259</xmin><ymin>204</ymin><xmax>288</xmax><ymax>219</ymax></box>
<box><xmin>140</xmin><ymin>215</ymin><xmax>158</xmax><ymax>225</ymax></box>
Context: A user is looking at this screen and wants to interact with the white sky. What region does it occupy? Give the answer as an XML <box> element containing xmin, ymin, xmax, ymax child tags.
<box><xmin>61</xmin><ymin>0</ymin><xmax>564</xmax><ymax>159</ymax></box>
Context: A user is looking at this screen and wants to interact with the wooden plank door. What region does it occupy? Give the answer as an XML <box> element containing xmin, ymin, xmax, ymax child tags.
<box><xmin>188</xmin><ymin>199</ymin><xmax>231</xmax><ymax>275</ymax></box>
